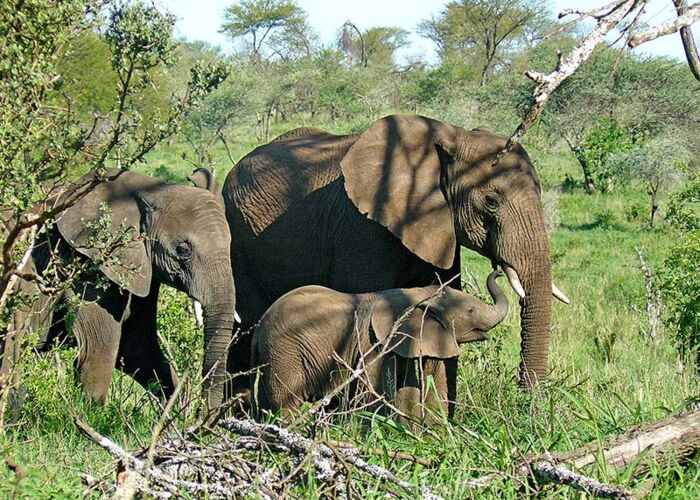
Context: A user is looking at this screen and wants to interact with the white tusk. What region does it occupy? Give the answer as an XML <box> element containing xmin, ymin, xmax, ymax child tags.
<box><xmin>502</xmin><ymin>265</ymin><xmax>526</xmax><ymax>299</ymax></box>
<box><xmin>193</xmin><ymin>300</ymin><xmax>204</xmax><ymax>327</ymax></box>
<box><xmin>234</xmin><ymin>311</ymin><xmax>242</xmax><ymax>323</ymax></box>
<box><xmin>552</xmin><ymin>282</ymin><xmax>571</xmax><ymax>304</ymax></box>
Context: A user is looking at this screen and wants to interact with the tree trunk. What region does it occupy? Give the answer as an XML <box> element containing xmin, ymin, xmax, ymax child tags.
<box><xmin>649</xmin><ymin>190</ymin><xmax>658</xmax><ymax>228</ymax></box>
<box><xmin>572</xmin><ymin>146</ymin><xmax>597</xmax><ymax>194</ymax></box>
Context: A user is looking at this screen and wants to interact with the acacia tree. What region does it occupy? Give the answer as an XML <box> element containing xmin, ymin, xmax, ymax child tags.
<box><xmin>220</xmin><ymin>0</ymin><xmax>305</xmax><ymax>63</ymax></box>
<box><xmin>607</xmin><ymin>137</ymin><xmax>688</xmax><ymax>227</ymax></box>
<box><xmin>419</xmin><ymin>0</ymin><xmax>552</xmax><ymax>85</ymax></box>
<box><xmin>339</xmin><ymin>24</ymin><xmax>409</xmax><ymax>68</ymax></box>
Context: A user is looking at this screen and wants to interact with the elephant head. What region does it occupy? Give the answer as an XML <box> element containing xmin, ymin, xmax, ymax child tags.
<box><xmin>369</xmin><ymin>270</ymin><xmax>508</xmax><ymax>355</ymax></box>
<box><xmin>56</xmin><ymin>169</ymin><xmax>235</xmax><ymax>408</ymax></box>
<box><xmin>341</xmin><ymin>114</ymin><xmax>568</xmax><ymax>387</ymax></box>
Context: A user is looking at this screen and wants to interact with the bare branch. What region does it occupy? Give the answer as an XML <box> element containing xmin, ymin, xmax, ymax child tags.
<box><xmin>628</xmin><ymin>2</ymin><xmax>700</xmax><ymax>47</ymax></box>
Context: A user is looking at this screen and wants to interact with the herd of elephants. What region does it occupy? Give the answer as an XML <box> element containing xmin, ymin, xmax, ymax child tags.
<box><xmin>0</xmin><ymin>114</ymin><xmax>571</xmax><ymax>423</ymax></box>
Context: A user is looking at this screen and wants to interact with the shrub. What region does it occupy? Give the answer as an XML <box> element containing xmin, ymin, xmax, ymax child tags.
<box><xmin>660</xmin><ymin>171</ymin><xmax>700</xmax><ymax>364</ymax></box>
<box><xmin>593</xmin><ymin>209</ymin><xmax>617</xmax><ymax>229</ymax></box>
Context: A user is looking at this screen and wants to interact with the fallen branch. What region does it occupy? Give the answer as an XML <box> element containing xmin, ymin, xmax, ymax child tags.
<box><xmin>219</xmin><ymin>417</ymin><xmax>443</xmax><ymax>499</ymax></box>
<box><xmin>465</xmin><ymin>410</ymin><xmax>700</xmax><ymax>496</ymax></box>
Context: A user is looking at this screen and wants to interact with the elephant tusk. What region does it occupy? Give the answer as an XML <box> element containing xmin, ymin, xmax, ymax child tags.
<box><xmin>193</xmin><ymin>300</ymin><xmax>204</xmax><ymax>327</ymax></box>
<box><xmin>234</xmin><ymin>311</ymin><xmax>242</xmax><ymax>323</ymax></box>
<box><xmin>552</xmin><ymin>282</ymin><xmax>571</xmax><ymax>304</ymax></box>
<box><xmin>502</xmin><ymin>265</ymin><xmax>526</xmax><ymax>299</ymax></box>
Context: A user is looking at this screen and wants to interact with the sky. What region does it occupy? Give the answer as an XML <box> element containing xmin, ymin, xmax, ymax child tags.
<box><xmin>160</xmin><ymin>0</ymin><xmax>692</xmax><ymax>63</ymax></box>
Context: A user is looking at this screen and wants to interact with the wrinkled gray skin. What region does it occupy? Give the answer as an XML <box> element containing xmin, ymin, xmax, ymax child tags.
<box><xmin>0</xmin><ymin>169</ymin><xmax>235</xmax><ymax>410</ymax></box>
<box><xmin>224</xmin><ymin>114</ymin><xmax>563</xmax><ymax>392</ymax></box>
<box><xmin>251</xmin><ymin>271</ymin><xmax>508</xmax><ymax>424</ymax></box>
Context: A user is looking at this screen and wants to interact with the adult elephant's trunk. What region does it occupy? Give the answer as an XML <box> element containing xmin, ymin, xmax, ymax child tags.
<box><xmin>500</xmin><ymin>207</ymin><xmax>553</xmax><ymax>389</ymax></box>
<box><xmin>480</xmin><ymin>271</ymin><xmax>509</xmax><ymax>331</ymax></box>
<box><xmin>196</xmin><ymin>256</ymin><xmax>236</xmax><ymax>410</ymax></box>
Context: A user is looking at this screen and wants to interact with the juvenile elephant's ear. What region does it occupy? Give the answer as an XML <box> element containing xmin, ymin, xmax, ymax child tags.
<box><xmin>341</xmin><ymin>114</ymin><xmax>460</xmax><ymax>269</ymax></box>
<box><xmin>188</xmin><ymin>168</ymin><xmax>220</xmax><ymax>195</ymax></box>
<box><xmin>56</xmin><ymin>169</ymin><xmax>160</xmax><ymax>297</ymax></box>
<box><xmin>371</xmin><ymin>289</ymin><xmax>460</xmax><ymax>360</ymax></box>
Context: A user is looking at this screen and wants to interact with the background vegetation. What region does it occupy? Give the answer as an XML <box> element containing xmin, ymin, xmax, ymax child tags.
<box><xmin>1</xmin><ymin>0</ymin><xmax>699</xmax><ymax>496</ymax></box>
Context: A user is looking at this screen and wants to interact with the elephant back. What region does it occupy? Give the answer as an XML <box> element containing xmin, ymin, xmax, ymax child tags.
<box><xmin>223</xmin><ymin>131</ymin><xmax>358</xmax><ymax>237</ymax></box>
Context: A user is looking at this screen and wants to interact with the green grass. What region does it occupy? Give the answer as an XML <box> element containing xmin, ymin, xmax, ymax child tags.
<box><xmin>2</xmin><ymin>129</ymin><xmax>698</xmax><ymax>498</ymax></box>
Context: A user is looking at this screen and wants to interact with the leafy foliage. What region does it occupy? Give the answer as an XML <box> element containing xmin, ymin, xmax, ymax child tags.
<box><xmin>580</xmin><ymin>119</ymin><xmax>633</xmax><ymax>193</ymax></box>
<box><xmin>221</xmin><ymin>0</ymin><xmax>305</xmax><ymax>62</ymax></box>
<box><xmin>418</xmin><ymin>0</ymin><xmax>552</xmax><ymax>85</ymax></box>
<box><xmin>607</xmin><ymin>136</ymin><xmax>689</xmax><ymax>226</ymax></box>
<box><xmin>661</xmin><ymin>171</ymin><xmax>700</xmax><ymax>361</ymax></box>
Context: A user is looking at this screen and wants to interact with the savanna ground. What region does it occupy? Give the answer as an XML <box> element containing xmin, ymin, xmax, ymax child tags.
<box><xmin>1</xmin><ymin>117</ymin><xmax>698</xmax><ymax>498</ymax></box>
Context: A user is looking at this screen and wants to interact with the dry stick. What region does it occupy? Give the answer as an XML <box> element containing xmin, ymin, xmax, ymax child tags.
<box><xmin>635</xmin><ymin>247</ymin><xmax>661</xmax><ymax>342</ymax></box>
<box><xmin>324</xmin><ymin>439</ymin><xmax>433</xmax><ymax>467</ymax></box>
<box><xmin>218</xmin><ymin>417</ymin><xmax>444</xmax><ymax>500</ymax></box>
<box><xmin>526</xmin><ymin>458</ymin><xmax>633</xmax><ymax>499</ymax></box>
<box><xmin>0</xmin><ymin>225</ymin><xmax>36</xmax><ymax>313</ymax></box>
<box><xmin>494</xmin><ymin>0</ymin><xmax>640</xmax><ymax>165</ymax></box>
<box><xmin>74</xmin><ymin>416</ymin><xmax>243</xmax><ymax>499</ymax></box>
<box><xmin>628</xmin><ymin>2</ymin><xmax>700</xmax><ymax>47</ymax></box>
<box><xmin>145</xmin><ymin>373</ymin><xmax>187</xmax><ymax>466</ymax></box>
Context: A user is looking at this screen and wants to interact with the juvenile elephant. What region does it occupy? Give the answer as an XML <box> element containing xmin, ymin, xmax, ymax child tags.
<box><xmin>0</xmin><ymin>168</ymin><xmax>236</xmax><ymax>410</ymax></box>
<box><xmin>251</xmin><ymin>271</ymin><xmax>508</xmax><ymax>422</ymax></box>
<box><xmin>224</xmin><ymin>114</ymin><xmax>569</xmax><ymax>395</ymax></box>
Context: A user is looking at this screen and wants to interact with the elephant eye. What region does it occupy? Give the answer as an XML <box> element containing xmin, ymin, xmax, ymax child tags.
<box><xmin>484</xmin><ymin>193</ymin><xmax>501</xmax><ymax>210</ymax></box>
<box><xmin>174</xmin><ymin>241</ymin><xmax>192</xmax><ymax>260</ymax></box>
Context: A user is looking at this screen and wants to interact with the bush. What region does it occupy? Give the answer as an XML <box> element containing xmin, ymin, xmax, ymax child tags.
<box><xmin>660</xmin><ymin>171</ymin><xmax>700</xmax><ymax>364</ymax></box>
<box><xmin>593</xmin><ymin>208</ymin><xmax>617</xmax><ymax>229</ymax></box>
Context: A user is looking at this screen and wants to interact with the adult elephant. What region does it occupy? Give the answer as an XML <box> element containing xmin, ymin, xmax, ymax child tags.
<box><xmin>0</xmin><ymin>168</ymin><xmax>235</xmax><ymax>410</ymax></box>
<box><xmin>223</xmin><ymin>114</ymin><xmax>568</xmax><ymax>390</ymax></box>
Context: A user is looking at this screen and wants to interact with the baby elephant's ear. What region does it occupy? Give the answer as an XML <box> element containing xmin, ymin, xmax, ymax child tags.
<box><xmin>188</xmin><ymin>168</ymin><xmax>221</xmax><ymax>195</ymax></box>
<box><xmin>371</xmin><ymin>290</ymin><xmax>460</xmax><ymax>359</ymax></box>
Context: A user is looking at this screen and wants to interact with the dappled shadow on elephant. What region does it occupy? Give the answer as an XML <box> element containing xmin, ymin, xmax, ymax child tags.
<box><xmin>223</xmin><ymin>114</ymin><xmax>569</xmax><ymax>399</ymax></box>
<box><xmin>0</xmin><ymin>169</ymin><xmax>236</xmax><ymax>414</ymax></box>
<box><xmin>249</xmin><ymin>271</ymin><xmax>508</xmax><ymax>429</ymax></box>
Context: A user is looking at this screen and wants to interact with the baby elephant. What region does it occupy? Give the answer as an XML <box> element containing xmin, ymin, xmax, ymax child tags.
<box><xmin>251</xmin><ymin>271</ymin><xmax>508</xmax><ymax>423</ymax></box>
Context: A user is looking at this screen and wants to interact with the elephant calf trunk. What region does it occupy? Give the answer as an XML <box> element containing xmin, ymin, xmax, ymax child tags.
<box><xmin>482</xmin><ymin>270</ymin><xmax>509</xmax><ymax>331</ymax></box>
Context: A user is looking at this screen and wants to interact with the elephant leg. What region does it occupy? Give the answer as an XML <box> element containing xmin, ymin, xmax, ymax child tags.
<box><xmin>117</xmin><ymin>282</ymin><xmax>178</xmax><ymax>399</ymax></box>
<box><xmin>423</xmin><ymin>358</ymin><xmax>457</xmax><ymax>419</ymax></box>
<box><xmin>70</xmin><ymin>285</ymin><xmax>129</xmax><ymax>404</ymax></box>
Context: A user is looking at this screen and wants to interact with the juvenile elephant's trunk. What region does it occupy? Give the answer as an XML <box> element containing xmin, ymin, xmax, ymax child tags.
<box><xmin>481</xmin><ymin>271</ymin><xmax>509</xmax><ymax>331</ymax></box>
<box><xmin>197</xmin><ymin>258</ymin><xmax>236</xmax><ymax>411</ymax></box>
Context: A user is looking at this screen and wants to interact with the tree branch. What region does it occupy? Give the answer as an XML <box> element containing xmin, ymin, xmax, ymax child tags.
<box><xmin>628</xmin><ymin>2</ymin><xmax>700</xmax><ymax>47</ymax></box>
<box><xmin>495</xmin><ymin>0</ymin><xmax>639</xmax><ymax>164</ymax></box>
<box><xmin>672</xmin><ymin>0</ymin><xmax>700</xmax><ymax>81</ymax></box>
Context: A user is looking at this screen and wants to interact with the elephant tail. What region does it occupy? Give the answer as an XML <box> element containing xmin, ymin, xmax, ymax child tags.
<box><xmin>353</xmin><ymin>296</ymin><xmax>375</xmax><ymax>348</ymax></box>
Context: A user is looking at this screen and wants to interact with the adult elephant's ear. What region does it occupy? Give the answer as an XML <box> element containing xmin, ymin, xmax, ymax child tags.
<box><xmin>56</xmin><ymin>169</ymin><xmax>160</xmax><ymax>297</ymax></box>
<box><xmin>341</xmin><ymin>114</ymin><xmax>460</xmax><ymax>269</ymax></box>
<box><xmin>188</xmin><ymin>168</ymin><xmax>220</xmax><ymax>195</ymax></box>
<box><xmin>371</xmin><ymin>289</ymin><xmax>460</xmax><ymax>359</ymax></box>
